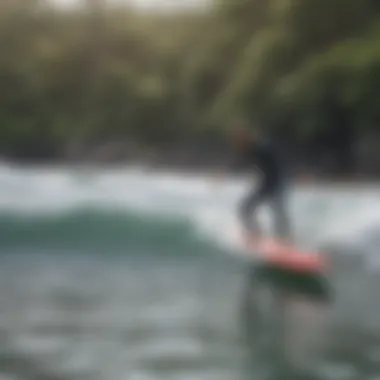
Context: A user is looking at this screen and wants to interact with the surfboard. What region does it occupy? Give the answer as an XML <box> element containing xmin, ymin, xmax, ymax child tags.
<box><xmin>243</xmin><ymin>235</ymin><xmax>327</xmax><ymax>274</ymax></box>
<box><xmin>243</xmin><ymin>234</ymin><xmax>331</xmax><ymax>301</ymax></box>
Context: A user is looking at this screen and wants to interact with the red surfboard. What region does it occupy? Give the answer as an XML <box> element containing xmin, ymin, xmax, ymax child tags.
<box><xmin>244</xmin><ymin>235</ymin><xmax>326</xmax><ymax>274</ymax></box>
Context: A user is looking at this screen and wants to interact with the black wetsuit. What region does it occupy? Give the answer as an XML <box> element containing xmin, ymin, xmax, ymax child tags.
<box><xmin>233</xmin><ymin>138</ymin><xmax>291</xmax><ymax>239</ymax></box>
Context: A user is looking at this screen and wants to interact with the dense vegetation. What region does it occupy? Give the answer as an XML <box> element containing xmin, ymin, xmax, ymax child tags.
<box><xmin>0</xmin><ymin>0</ymin><xmax>379</xmax><ymax>170</ymax></box>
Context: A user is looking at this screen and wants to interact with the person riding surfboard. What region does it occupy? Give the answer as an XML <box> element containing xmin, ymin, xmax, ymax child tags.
<box><xmin>212</xmin><ymin>117</ymin><xmax>327</xmax><ymax>276</ymax></box>
<box><xmin>224</xmin><ymin>119</ymin><xmax>328</xmax><ymax>294</ymax></box>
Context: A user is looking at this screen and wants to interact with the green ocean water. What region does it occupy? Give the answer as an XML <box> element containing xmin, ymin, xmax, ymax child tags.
<box><xmin>0</xmin><ymin>164</ymin><xmax>380</xmax><ymax>380</ymax></box>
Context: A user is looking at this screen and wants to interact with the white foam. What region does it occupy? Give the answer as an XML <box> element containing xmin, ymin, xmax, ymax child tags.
<box><xmin>0</xmin><ymin>165</ymin><xmax>379</xmax><ymax>257</ymax></box>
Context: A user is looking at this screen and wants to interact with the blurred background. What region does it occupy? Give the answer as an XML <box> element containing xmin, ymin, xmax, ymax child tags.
<box><xmin>0</xmin><ymin>0</ymin><xmax>380</xmax><ymax>379</ymax></box>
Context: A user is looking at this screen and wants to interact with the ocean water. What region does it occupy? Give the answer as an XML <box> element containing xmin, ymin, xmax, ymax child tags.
<box><xmin>0</xmin><ymin>164</ymin><xmax>380</xmax><ymax>380</ymax></box>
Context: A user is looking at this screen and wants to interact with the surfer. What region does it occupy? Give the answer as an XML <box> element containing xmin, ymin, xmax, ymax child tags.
<box><xmin>228</xmin><ymin>121</ymin><xmax>292</xmax><ymax>243</ymax></box>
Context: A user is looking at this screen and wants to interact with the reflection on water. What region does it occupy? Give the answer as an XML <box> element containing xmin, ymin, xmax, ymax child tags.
<box><xmin>0</xmin><ymin>253</ymin><xmax>380</xmax><ymax>380</ymax></box>
<box><xmin>0</xmin><ymin>256</ymin><xmax>245</xmax><ymax>380</ymax></box>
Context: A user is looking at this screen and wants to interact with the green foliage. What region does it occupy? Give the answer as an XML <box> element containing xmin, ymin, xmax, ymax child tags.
<box><xmin>0</xmin><ymin>0</ymin><xmax>379</xmax><ymax>159</ymax></box>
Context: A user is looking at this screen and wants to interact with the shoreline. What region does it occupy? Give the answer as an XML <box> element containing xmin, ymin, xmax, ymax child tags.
<box><xmin>2</xmin><ymin>133</ymin><xmax>380</xmax><ymax>183</ymax></box>
<box><xmin>1</xmin><ymin>157</ymin><xmax>380</xmax><ymax>185</ymax></box>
